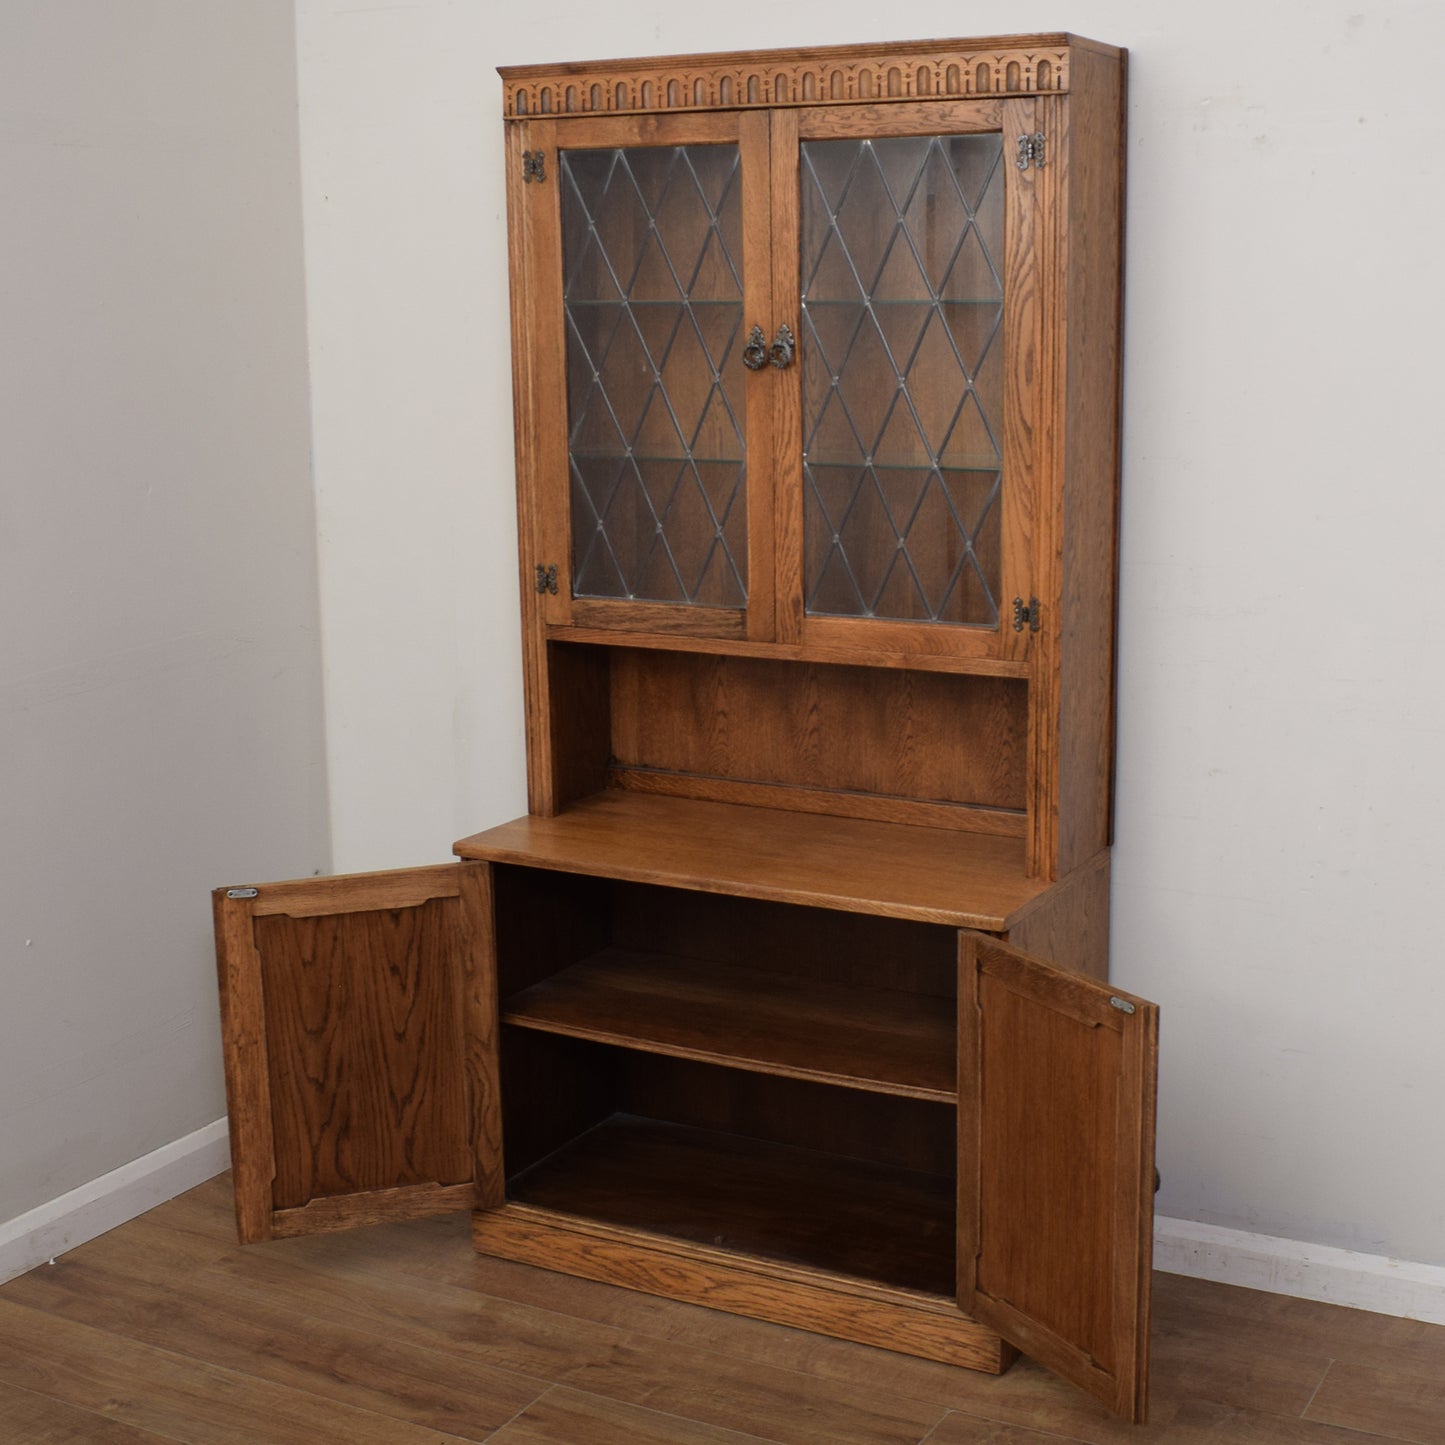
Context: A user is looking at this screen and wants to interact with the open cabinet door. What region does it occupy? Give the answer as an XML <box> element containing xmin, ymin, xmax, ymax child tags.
<box><xmin>213</xmin><ymin>862</ymin><xmax>503</xmax><ymax>1244</ymax></box>
<box><xmin>958</xmin><ymin>933</ymin><xmax>1158</xmax><ymax>1423</ymax></box>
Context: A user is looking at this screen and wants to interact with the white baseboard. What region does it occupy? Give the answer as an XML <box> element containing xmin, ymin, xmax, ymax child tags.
<box><xmin>0</xmin><ymin>1119</ymin><xmax>231</xmax><ymax>1285</ymax></box>
<box><xmin>1155</xmin><ymin>1215</ymin><xmax>1445</xmax><ymax>1325</ymax></box>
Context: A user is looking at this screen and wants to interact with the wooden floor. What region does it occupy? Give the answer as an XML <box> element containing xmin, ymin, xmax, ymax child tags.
<box><xmin>2</xmin><ymin>1177</ymin><xmax>1443</xmax><ymax>1443</ymax></box>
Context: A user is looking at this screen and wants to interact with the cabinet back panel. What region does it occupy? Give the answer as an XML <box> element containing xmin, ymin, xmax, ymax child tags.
<box><xmin>608</xmin><ymin>648</ymin><xmax>1026</xmax><ymax>813</ymax></box>
<box><xmin>621</xmin><ymin>1053</ymin><xmax>957</xmax><ymax>1177</ymax></box>
<box><xmin>611</xmin><ymin>880</ymin><xmax>957</xmax><ymax>998</ymax></box>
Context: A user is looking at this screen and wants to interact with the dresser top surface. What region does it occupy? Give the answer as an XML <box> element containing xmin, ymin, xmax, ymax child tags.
<box><xmin>455</xmin><ymin>791</ymin><xmax>1053</xmax><ymax>930</ymax></box>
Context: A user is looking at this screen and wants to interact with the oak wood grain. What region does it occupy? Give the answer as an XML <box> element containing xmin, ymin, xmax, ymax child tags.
<box><xmin>499</xmin><ymin>36</ymin><xmax>1086</xmax><ymax>120</ymax></box>
<box><xmin>502</xmin><ymin>948</ymin><xmax>956</xmax><ymax>1100</ymax></box>
<box><xmin>607</xmin><ymin>877</ymin><xmax>959</xmax><ymax>997</ymax></box>
<box><xmin>454</xmin><ymin>791</ymin><xmax>1051</xmax><ymax>928</ymax></box>
<box><xmin>548</xmin><ymin>624</ymin><xmax>1033</xmax><ymax>677</ymax></box>
<box><xmin>459</xmin><ymin>861</ymin><xmax>506</xmax><ymax>1209</ymax></box>
<box><xmin>1003</xmin><ymin>848</ymin><xmax>1111</xmax><ymax>978</ymax></box>
<box><xmin>213</xmin><ymin>864</ymin><xmax>498</xmax><ymax>1242</ymax></box>
<box><xmin>270</xmin><ymin>1183</ymin><xmax>477</xmax><ymax>1237</ymax></box>
<box><xmin>507</xmin><ymin>1114</ymin><xmax>957</xmax><ymax>1297</ymax></box>
<box><xmin>741</xmin><ymin>105</ymin><xmax>779</xmax><ymax>644</ymax></box>
<box><xmin>768</xmin><ymin>103</ymin><xmax>803</xmax><ymax>647</ymax></box>
<box><xmin>607</xmin><ymin>647</ymin><xmax>1028</xmax><ymax>813</ymax></box>
<box><xmin>1050</xmin><ymin>49</ymin><xmax>1126</xmax><ymax>878</ymax></box>
<box><xmin>213</xmin><ymin>889</ymin><xmax>279</xmax><ymax>1244</ymax></box>
<box><xmin>958</xmin><ymin>933</ymin><xmax>1158</xmax><ymax>1423</ymax></box>
<box><xmin>473</xmin><ymin>1205</ymin><xmax>1008</xmax><ymax>1376</ymax></box>
<box><xmin>255</xmin><ymin>897</ymin><xmax>472</xmax><ymax>1210</ymax></box>
<box><xmin>507</xmin><ymin>117</ymin><xmax>568</xmax><ymax>813</ymax></box>
<box><xmin>616</xmin><ymin>1052</ymin><xmax>957</xmax><ymax>1177</ymax></box>
<box><xmin>611</xmin><ymin>767</ymin><xmax>1029</xmax><ymax>836</ymax></box>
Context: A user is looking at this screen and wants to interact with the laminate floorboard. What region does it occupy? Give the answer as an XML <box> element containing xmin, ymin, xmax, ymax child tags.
<box><xmin>1</xmin><ymin>1174</ymin><xmax>1441</xmax><ymax>1444</ymax></box>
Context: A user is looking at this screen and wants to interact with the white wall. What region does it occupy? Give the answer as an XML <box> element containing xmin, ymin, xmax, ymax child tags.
<box><xmin>299</xmin><ymin>0</ymin><xmax>1445</xmax><ymax>1273</ymax></box>
<box><xmin>296</xmin><ymin>3</ymin><xmax>528</xmax><ymax>871</ymax></box>
<box><xmin>0</xmin><ymin>2</ymin><xmax>327</xmax><ymax>1225</ymax></box>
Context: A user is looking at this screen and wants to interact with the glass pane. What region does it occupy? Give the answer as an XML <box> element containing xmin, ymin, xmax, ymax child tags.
<box><xmin>562</xmin><ymin>145</ymin><xmax>747</xmax><ymax>607</ymax></box>
<box><xmin>800</xmin><ymin>134</ymin><xmax>1004</xmax><ymax>627</ymax></box>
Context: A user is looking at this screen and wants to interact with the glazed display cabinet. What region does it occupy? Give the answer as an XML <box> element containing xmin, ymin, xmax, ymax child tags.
<box><xmin>215</xmin><ymin>35</ymin><xmax>1159</xmax><ymax>1425</ymax></box>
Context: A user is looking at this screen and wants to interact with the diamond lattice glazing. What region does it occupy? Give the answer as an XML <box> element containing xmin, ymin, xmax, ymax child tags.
<box><xmin>562</xmin><ymin>145</ymin><xmax>748</xmax><ymax>606</ymax></box>
<box><xmin>800</xmin><ymin>134</ymin><xmax>1005</xmax><ymax>626</ymax></box>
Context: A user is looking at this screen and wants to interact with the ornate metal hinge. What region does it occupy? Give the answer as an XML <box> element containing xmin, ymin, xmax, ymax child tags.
<box><xmin>1012</xmin><ymin>596</ymin><xmax>1041</xmax><ymax>633</ymax></box>
<box><xmin>1015</xmin><ymin>132</ymin><xmax>1046</xmax><ymax>170</ymax></box>
<box><xmin>522</xmin><ymin>149</ymin><xmax>547</xmax><ymax>183</ymax></box>
<box><xmin>534</xmin><ymin>563</ymin><xmax>559</xmax><ymax>595</ymax></box>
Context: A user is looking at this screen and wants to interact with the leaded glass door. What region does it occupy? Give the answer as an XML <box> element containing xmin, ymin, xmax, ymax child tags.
<box><xmin>774</xmin><ymin>101</ymin><xmax>1040</xmax><ymax>662</ymax></box>
<box><xmin>514</xmin><ymin>113</ymin><xmax>777</xmax><ymax>642</ymax></box>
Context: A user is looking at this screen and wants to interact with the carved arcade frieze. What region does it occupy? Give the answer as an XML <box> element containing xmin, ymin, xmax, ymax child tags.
<box><xmin>501</xmin><ymin>38</ymin><xmax>1074</xmax><ymax>120</ymax></box>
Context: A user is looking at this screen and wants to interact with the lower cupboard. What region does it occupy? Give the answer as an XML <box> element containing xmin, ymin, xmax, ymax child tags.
<box><xmin>213</xmin><ymin>800</ymin><xmax>1157</xmax><ymax>1423</ymax></box>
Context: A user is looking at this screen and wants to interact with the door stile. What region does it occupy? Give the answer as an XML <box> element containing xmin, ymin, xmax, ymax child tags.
<box><xmin>214</xmin><ymin>888</ymin><xmax>281</xmax><ymax>1244</ymax></box>
<box><xmin>511</xmin><ymin>117</ymin><xmax>573</xmax><ymax>631</ymax></box>
<box><xmin>509</xmin><ymin>118</ymin><xmax>570</xmax><ymax>814</ymax></box>
<box><xmin>458</xmin><ymin>861</ymin><xmax>506</xmax><ymax>1207</ymax></box>
<box><xmin>1018</xmin><ymin>92</ymin><xmax>1065</xmax><ymax>878</ymax></box>
<box><xmin>999</xmin><ymin>96</ymin><xmax>1044</xmax><ymax>671</ymax></box>
<box><xmin>767</xmin><ymin>106</ymin><xmax>804</xmax><ymax>646</ymax></box>
<box><xmin>740</xmin><ymin>109</ymin><xmax>780</xmax><ymax>643</ymax></box>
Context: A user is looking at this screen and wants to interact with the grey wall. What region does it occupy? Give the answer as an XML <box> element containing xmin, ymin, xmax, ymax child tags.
<box><xmin>0</xmin><ymin>1</ymin><xmax>328</xmax><ymax>1223</ymax></box>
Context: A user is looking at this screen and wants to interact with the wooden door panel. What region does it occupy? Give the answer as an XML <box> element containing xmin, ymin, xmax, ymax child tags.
<box><xmin>214</xmin><ymin>862</ymin><xmax>502</xmax><ymax>1243</ymax></box>
<box><xmin>957</xmin><ymin>932</ymin><xmax>1158</xmax><ymax>1422</ymax></box>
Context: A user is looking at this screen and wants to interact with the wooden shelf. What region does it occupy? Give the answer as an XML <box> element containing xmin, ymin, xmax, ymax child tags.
<box><xmin>502</xmin><ymin>948</ymin><xmax>956</xmax><ymax>1102</ymax></box>
<box><xmin>507</xmin><ymin>1114</ymin><xmax>956</xmax><ymax>1297</ymax></box>
<box><xmin>543</xmin><ymin>624</ymin><xmax>1032</xmax><ymax>679</ymax></box>
<box><xmin>456</xmin><ymin>791</ymin><xmax>1048</xmax><ymax>930</ymax></box>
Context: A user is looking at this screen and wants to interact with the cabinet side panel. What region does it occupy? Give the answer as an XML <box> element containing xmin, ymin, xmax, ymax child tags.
<box><xmin>546</xmin><ymin>641</ymin><xmax>612</xmax><ymax>808</ymax></box>
<box><xmin>501</xmin><ymin>1031</ymin><xmax>621</xmax><ymax>1177</ymax></box>
<box><xmin>1002</xmin><ymin>850</ymin><xmax>1110</xmax><ymax>980</ymax></box>
<box><xmin>493</xmin><ymin>863</ymin><xmax>614</xmax><ymax>996</ymax></box>
<box><xmin>1056</xmin><ymin>49</ymin><xmax>1125</xmax><ymax>874</ymax></box>
<box><xmin>255</xmin><ymin>898</ymin><xmax>472</xmax><ymax>1209</ymax></box>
